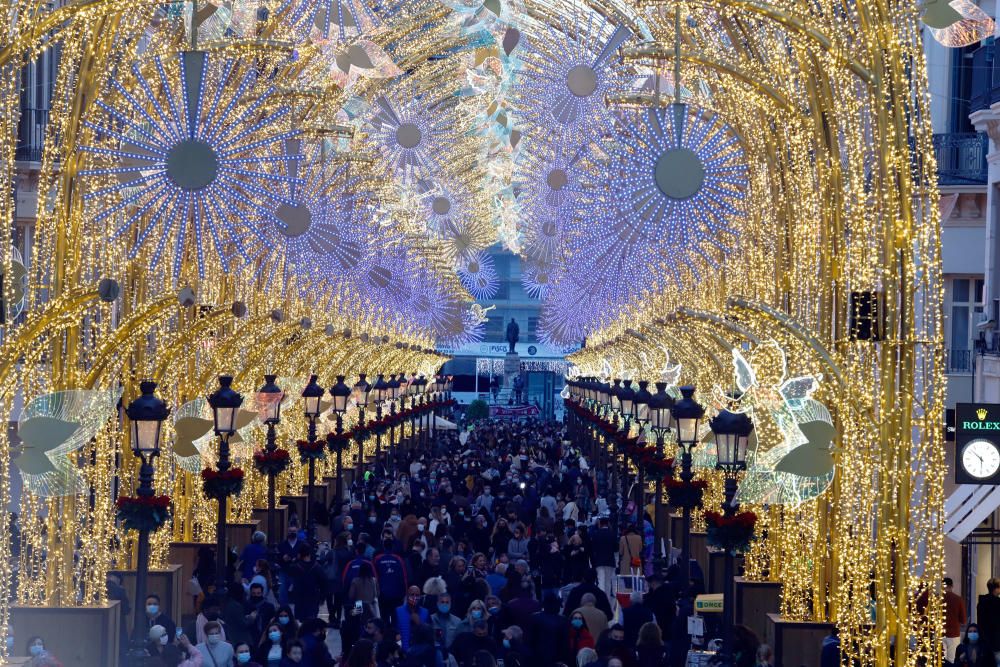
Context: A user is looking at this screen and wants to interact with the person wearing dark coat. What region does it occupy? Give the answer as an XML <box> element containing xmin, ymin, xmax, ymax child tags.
<box><xmin>589</xmin><ymin>518</ymin><xmax>618</xmax><ymax>596</ymax></box>
<box><xmin>955</xmin><ymin>623</ymin><xmax>994</xmax><ymax>667</ymax></box>
<box><xmin>288</xmin><ymin>546</ymin><xmax>326</xmax><ymax>623</ymax></box>
<box><xmin>623</xmin><ymin>591</ymin><xmax>656</xmax><ymax>648</ymax></box>
<box><xmin>450</xmin><ymin>621</ymin><xmax>499</xmax><ymax>667</ymax></box>
<box><xmin>142</xmin><ymin>593</ymin><xmax>177</xmax><ymax>642</ymax></box>
<box><xmin>644</xmin><ymin>574</ymin><xmax>676</xmax><ymax>639</ymax></box>
<box><xmin>562</xmin><ymin>569</ymin><xmax>614</xmax><ymax>619</ymax></box>
<box><xmin>298</xmin><ymin>618</ymin><xmax>336</xmax><ymax>667</ymax></box>
<box><xmin>527</xmin><ymin>594</ymin><xmax>572</xmax><ymax>666</ymax></box>
<box><xmin>976</xmin><ymin>578</ymin><xmax>1000</xmax><ymax>660</ymax></box>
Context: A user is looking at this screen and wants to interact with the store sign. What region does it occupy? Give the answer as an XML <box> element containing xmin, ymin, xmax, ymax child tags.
<box><xmin>955</xmin><ymin>403</ymin><xmax>1000</xmax><ymax>485</ymax></box>
<box><xmin>694</xmin><ymin>594</ymin><xmax>723</xmax><ymax>613</ymax></box>
<box><xmin>490</xmin><ymin>405</ymin><xmax>540</xmax><ymax>418</ymax></box>
<box><xmin>437</xmin><ymin>341</ymin><xmax>575</xmax><ymax>358</ymax></box>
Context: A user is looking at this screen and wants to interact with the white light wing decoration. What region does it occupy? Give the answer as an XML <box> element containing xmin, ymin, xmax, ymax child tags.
<box><xmin>16</xmin><ymin>388</ymin><xmax>123</xmax><ymax>497</ymax></box>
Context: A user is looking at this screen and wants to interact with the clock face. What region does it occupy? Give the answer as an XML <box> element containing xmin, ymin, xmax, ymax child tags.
<box><xmin>962</xmin><ymin>439</ymin><xmax>1000</xmax><ymax>479</ymax></box>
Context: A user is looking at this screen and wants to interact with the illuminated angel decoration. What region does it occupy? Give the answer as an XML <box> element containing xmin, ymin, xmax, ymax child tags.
<box><xmin>921</xmin><ymin>0</ymin><xmax>994</xmax><ymax>47</ymax></box>
<box><xmin>438</xmin><ymin>0</ymin><xmax>522</xmax><ymax>35</ymax></box>
<box><xmin>183</xmin><ymin>0</ymin><xmax>263</xmax><ymax>42</ymax></box>
<box><xmin>457</xmin><ymin>250</ymin><xmax>500</xmax><ymax>300</ymax></box>
<box><xmin>656</xmin><ymin>345</ymin><xmax>682</xmax><ymax>388</ymax></box>
<box><xmin>312</xmin><ymin>38</ymin><xmax>402</xmax><ymax>89</ymax></box>
<box><xmin>172</xmin><ymin>397</ymin><xmax>259</xmax><ymax>472</ymax></box>
<box><xmin>469</xmin><ymin>303</ymin><xmax>496</xmax><ymax>325</ymax></box>
<box><xmin>369</xmin><ymin>95</ymin><xmax>451</xmax><ymax>182</ymax></box>
<box><xmin>720</xmin><ymin>341</ymin><xmax>837</xmax><ymax>505</ymax></box>
<box><xmin>514</xmin><ymin>19</ymin><xmax>632</xmax><ymax>138</ymax></box>
<box><xmin>15</xmin><ymin>388</ymin><xmax>122</xmax><ymax>497</ymax></box>
<box><xmin>79</xmin><ymin>51</ymin><xmax>301</xmax><ymax>278</ymax></box>
<box><xmin>3</xmin><ymin>248</ymin><xmax>28</xmax><ymax>322</ymax></box>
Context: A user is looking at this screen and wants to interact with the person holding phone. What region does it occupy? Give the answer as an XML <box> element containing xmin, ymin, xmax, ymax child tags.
<box><xmin>145</xmin><ymin>626</ymin><xmax>203</xmax><ymax>667</ymax></box>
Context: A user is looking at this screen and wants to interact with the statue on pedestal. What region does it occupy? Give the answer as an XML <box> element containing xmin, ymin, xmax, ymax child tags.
<box><xmin>505</xmin><ymin>318</ymin><xmax>520</xmax><ymax>354</ymax></box>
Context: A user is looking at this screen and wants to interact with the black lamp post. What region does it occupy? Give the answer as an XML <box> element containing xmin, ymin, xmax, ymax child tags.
<box><xmin>388</xmin><ymin>373</ymin><xmax>401</xmax><ymax>461</ymax></box>
<box><xmin>709</xmin><ymin>409</ymin><xmax>753</xmax><ymax>667</ymax></box>
<box><xmin>330</xmin><ymin>376</ymin><xmax>352</xmax><ymax>502</ymax></box>
<box><xmin>415</xmin><ymin>375</ymin><xmax>429</xmax><ymax>448</ymax></box>
<box><xmin>353</xmin><ymin>374</ymin><xmax>371</xmax><ymax>468</ymax></box>
<box><xmin>257</xmin><ymin>375</ymin><xmax>284</xmax><ymax>547</ymax></box>
<box><xmin>648</xmin><ymin>381</ymin><xmax>675</xmax><ymax>557</ymax></box>
<box><xmin>207</xmin><ymin>375</ymin><xmax>244</xmax><ymax>593</ymax></box>
<box><xmin>372</xmin><ymin>374</ymin><xmax>388</xmax><ymax>467</ymax></box>
<box><xmin>671</xmin><ymin>385</ymin><xmax>705</xmax><ymax>601</ymax></box>
<box><xmin>125</xmin><ymin>380</ymin><xmax>170</xmax><ymax>641</ymax></box>
<box><xmin>630</xmin><ymin>381</ymin><xmax>652</xmax><ymax>531</ymax></box>
<box><xmin>301</xmin><ymin>375</ymin><xmax>325</xmax><ymax>536</ymax></box>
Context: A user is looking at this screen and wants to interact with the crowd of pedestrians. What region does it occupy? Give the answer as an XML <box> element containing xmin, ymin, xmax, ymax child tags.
<box><xmin>128</xmin><ymin>417</ymin><xmax>772</xmax><ymax>667</ymax></box>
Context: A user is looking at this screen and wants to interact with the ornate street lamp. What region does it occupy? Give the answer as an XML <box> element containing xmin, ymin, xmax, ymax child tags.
<box><xmin>647</xmin><ymin>381</ymin><xmax>675</xmax><ymax>555</ymax></box>
<box><xmin>207</xmin><ymin>374</ymin><xmax>244</xmax><ymax>593</ymax></box>
<box><xmin>388</xmin><ymin>373</ymin><xmax>401</xmax><ymax>460</ymax></box>
<box><xmin>301</xmin><ymin>375</ymin><xmax>325</xmax><ymax>534</ymax></box>
<box><xmin>415</xmin><ymin>375</ymin><xmax>429</xmax><ymax>448</ymax></box>
<box><xmin>709</xmin><ymin>409</ymin><xmax>754</xmax><ymax>667</ymax></box>
<box><xmin>125</xmin><ymin>380</ymin><xmax>170</xmax><ymax>641</ymax></box>
<box><xmin>634</xmin><ymin>380</ymin><xmax>652</xmax><ymax>426</ymax></box>
<box><xmin>257</xmin><ymin>375</ymin><xmax>284</xmax><ymax>547</ymax></box>
<box><xmin>372</xmin><ymin>374</ymin><xmax>388</xmax><ymax>467</ymax></box>
<box><xmin>671</xmin><ymin>385</ymin><xmax>705</xmax><ymax>601</ymax></box>
<box><xmin>330</xmin><ymin>376</ymin><xmax>352</xmax><ymax>502</ymax></box>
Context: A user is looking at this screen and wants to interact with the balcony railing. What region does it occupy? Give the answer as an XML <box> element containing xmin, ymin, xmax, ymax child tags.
<box><xmin>933</xmin><ymin>133</ymin><xmax>988</xmax><ymax>185</ymax></box>
<box><xmin>947</xmin><ymin>348</ymin><xmax>974</xmax><ymax>373</ymax></box>
<box><xmin>16</xmin><ymin>108</ymin><xmax>48</xmax><ymax>163</ymax></box>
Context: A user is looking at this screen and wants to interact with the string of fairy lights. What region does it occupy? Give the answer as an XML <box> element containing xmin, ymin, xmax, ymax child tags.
<box><xmin>0</xmin><ymin>0</ymin><xmax>945</xmax><ymax>665</ymax></box>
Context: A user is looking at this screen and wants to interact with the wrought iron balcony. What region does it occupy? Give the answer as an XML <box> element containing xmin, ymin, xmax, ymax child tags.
<box><xmin>16</xmin><ymin>107</ymin><xmax>48</xmax><ymax>163</ymax></box>
<box><xmin>933</xmin><ymin>133</ymin><xmax>988</xmax><ymax>185</ymax></box>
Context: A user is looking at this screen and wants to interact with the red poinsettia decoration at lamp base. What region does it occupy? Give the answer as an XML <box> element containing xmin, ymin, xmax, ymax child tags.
<box><xmin>664</xmin><ymin>478</ymin><xmax>708</xmax><ymax>510</ymax></box>
<box><xmin>297</xmin><ymin>438</ymin><xmax>327</xmax><ymax>463</ymax></box>
<box><xmin>201</xmin><ymin>467</ymin><xmax>245</xmax><ymax>500</ymax></box>
<box><xmin>253</xmin><ymin>448</ymin><xmax>291</xmax><ymax>476</ymax></box>
<box><xmin>704</xmin><ymin>510</ymin><xmax>757</xmax><ymax>554</ymax></box>
<box><xmin>115</xmin><ymin>494</ymin><xmax>172</xmax><ymax>533</ymax></box>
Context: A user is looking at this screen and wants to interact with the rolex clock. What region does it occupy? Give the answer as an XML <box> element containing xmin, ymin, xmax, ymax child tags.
<box><xmin>955</xmin><ymin>404</ymin><xmax>1000</xmax><ymax>485</ymax></box>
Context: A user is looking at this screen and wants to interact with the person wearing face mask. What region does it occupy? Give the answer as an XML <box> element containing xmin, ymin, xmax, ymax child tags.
<box><xmin>955</xmin><ymin>623</ymin><xmax>992</xmax><ymax>667</ymax></box>
<box><xmin>143</xmin><ymin>593</ymin><xmax>178</xmax><ymax>641</ymax></box>
<box><xmin>395</xmin><ymin>586</ymin><xmax>430</xmax><ymax>651</ymax></box>
<box><xmin>147</xmin><ymin>625</ymin><xmax>204</xmax><ymax>667</ymax></box>
<box><xmin>298</xmin><ymin>618</ymin><xmax>335</xmax><ymax>667</ymax></box>
<box><xmin>195</xmin><ymin>598</ymin><xmax>227</xmax><ymax>645</ymax></box>
<box><xmin>234</xmin><ymin>642</ymin><xmax>262</xmax><ymax>667</ymax></box>
<box><xmin>244</xmin><ymin>582</ymin><xmax>276</xmax><ymax>644</ymax></box>
<box><xmin>24</xmin><ymin>636</ymin><xmax>62</xmax><ymax>667</ymax></box>
<box><xmin>568</xmin><ymin>611</ymin><xmax>596</xmax><ymax>655</ymax></box>
<box><xmin>254</xmin><ymin>623</ymin><xmax>286</xmax><ymax>667</ymax></box>
<box><xmin>276</xmin><ymin>529</ymin><xmax>301</xmax><ymax>606</ymax></box>
<box><xmin>595</xmin><ymin>624</ymin><xmax>637</xmax><ymax>667</ymax></box>
<box><xmin>269</xmin><ymin>606</ymin><xmax>300</xmax><ymax>645</ymax></box>
<box><xmin>451</xmin><ymin>619</ymin><xmax>499</xmax><ymax>667</ymax></box>
<box><xmin>374</xmin><ymin>540</ymin><xmax>408</xmax><ymax>623</ymax></box>
<box><xmin>196</xmin><ymin>621</ymin><xmax>234</xmax><ymax>667</ymax></box>
<box><xmin>500</xmin><ymin>625</ymin><xmax>532</xmax><ymax>667</ymax></box>
<box><xmin>430</xmin><ymin>592</ymin><xmax>463</xmax><ymax>648</ymax></box>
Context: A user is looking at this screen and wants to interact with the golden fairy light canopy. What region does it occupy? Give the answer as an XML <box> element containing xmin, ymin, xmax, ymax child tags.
<box><xmin>0</xmin><ymin>0</ymin><xmax>946</xmax><ymax>665</ymax></box>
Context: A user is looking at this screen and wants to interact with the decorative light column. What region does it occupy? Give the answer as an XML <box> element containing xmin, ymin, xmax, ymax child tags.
<box><xmin>207</xmin><ymin>375</ymin><xmax>244</xmax><ymax>593</ymax></box>
<box><xmin>330</xmin><ymin>376</ymin><xmax>352</xmax><ymax>502</ymax></box>
<box><xmin>671</xmin><ymin>385</ymin><xmax>705</xmax><ymax>601</ymax></box>
<box><xmin>709</xmin><ymin>409</ymin><xmax>753</xmax><ymax>667</ymax></box>
<box><xmin>124</xmin><ymin>380</ymin><xmax>170</xmax><ymax>641</ymax></box>
<box><xmin>300</xmin><ymin>375</ymin><xmax>325</xmax><ymax>536</ymax></box>
<box><xmin>257</xmin><ymin>375</ymin><xmax>284</xmax><ymax>546</ymax></box>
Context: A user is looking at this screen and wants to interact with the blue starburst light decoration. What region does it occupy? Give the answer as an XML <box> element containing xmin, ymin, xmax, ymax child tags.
<box><xmin>514</xmin><ymin>17</ymin><xmax>631</xmax><ymax>138</ymax></box>
<box><xmin>457</xmin><ymin>250</ymin><xmax>499</xmax><ymax>300</ymax></box>
<box><xmin>521</xmin><ymin>260</ymin><xmax>553</xmax><ymax>299</ymax></box>
<box><xmin>594</xmin><ymin>102</ymin><xmax>747</xmax><ymax>277</ymax></box>
<box><xmin>279</xmin><ymin>0</ymin><xmax>382</xmax><ymax>41</ymax></box>
<box><xmin>262</xmin><ymin>143</ymin><xmax>381</xmax><ymax>286</ymax></box>
<box><xmin>370</xmin><ymin>95</ymin><xmax>451</xmax><ymax>182</ymax></box>
<box><xmin>79</xmin><ymin>51</ymin><xmax>302</xmax><ymax>278</ymax></box>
